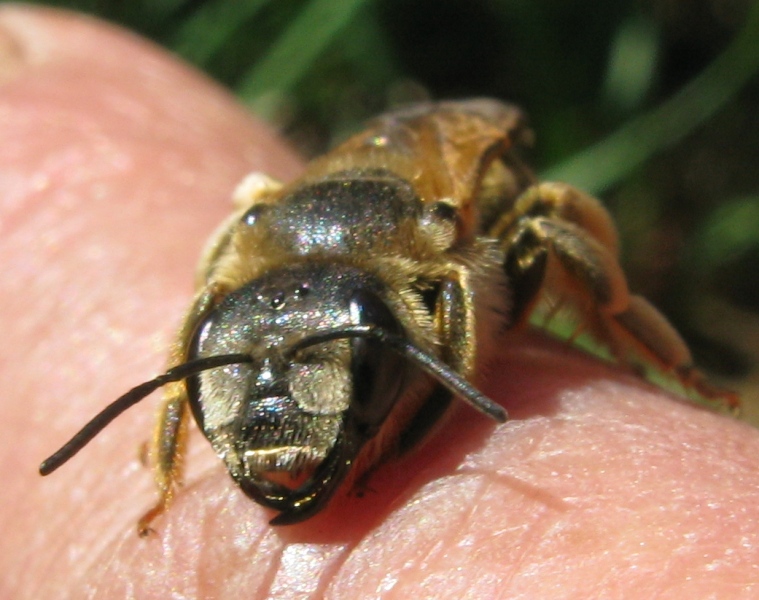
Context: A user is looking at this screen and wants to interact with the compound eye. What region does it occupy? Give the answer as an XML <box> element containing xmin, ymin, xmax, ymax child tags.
<box><xmin>348</xmin><ymin>289</ymin><xmax>407</xmax><ymax>429</ymax></box>
<box><xmin>241</xmin><ymin>204</ymin><xmax>271</xmax><ymax>227</ymax></box>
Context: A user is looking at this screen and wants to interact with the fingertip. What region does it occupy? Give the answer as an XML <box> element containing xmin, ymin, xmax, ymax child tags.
<box><xmin>1</xmin><ymin>7</ymin><xmax>302</xmax><ymax>596</ymax></box>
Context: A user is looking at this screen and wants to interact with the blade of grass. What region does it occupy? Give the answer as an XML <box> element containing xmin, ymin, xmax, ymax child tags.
<box><xmin>237</xmin><ymin>0</ymin><xmax>370</xmax><ymax>116</ymax></box>
<box><xmin>602</xmin><ymin>14</ymin><xmax>660</xmax><ymax>113</ymax></box>
<box><xmin>691</xmin><ymin>196</ymin><xmax>759</xmax><ymax>271</ymax></box>
<box><xmin>172</xmin><ymin>0</ymin><xmax>270</xmax><ymax>66</ymax></box>
<box><xmin>543</xmin><ymin>2</ymin><xmax>759</xmax><ymax>194</ymax></box>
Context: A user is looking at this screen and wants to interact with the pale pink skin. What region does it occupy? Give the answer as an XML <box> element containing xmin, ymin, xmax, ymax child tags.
<box><xmin>1</xmin><ymin>6</ymin><xmax>758</xmax><ymax>599</ymax></box>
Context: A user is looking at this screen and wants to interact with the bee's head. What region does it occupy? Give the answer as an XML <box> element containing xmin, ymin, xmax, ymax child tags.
<box><xmin>39</xmin><ymin>264</ymin><xmax>504</xmax><ymax>526</ymax></box>
<box><xmin>187</xmin><ymin>262</ymin><xmax>414</xmax><ymax>523</ymax></box>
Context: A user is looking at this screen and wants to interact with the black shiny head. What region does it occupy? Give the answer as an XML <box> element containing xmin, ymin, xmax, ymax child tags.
<box><xmin>39</xmin><ymin>263</ymin><xmax>505</xmax><ymax>525</ymax></box>
<box><xmin>187</xmin><ymin>263</ymin><xmax>414</xmax><ymax>523</ymax></box>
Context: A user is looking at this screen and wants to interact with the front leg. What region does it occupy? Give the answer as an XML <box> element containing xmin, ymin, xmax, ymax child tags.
<box><xmin>394</xmin><ymin>267</ymin><xmax>477</xmax><ymax>454</ymax></box>
<box><xmin>434</xmin><ymin>268</ymin><xmax>477</xmax><ymax>379</ymax></box>
<box><xmin>138</xmin><ymin>285</ymin><xmax>221</xmax><ymax>535</ymax></box>
<box><xmin>491</xmin><ymin>182</ymin><xmax>739</xmax><ymax>411</ymax></box>
<box><xmin>138</xmin><ymin>382</ymin><xmax>189</xmax><ymax>536</ymax></box>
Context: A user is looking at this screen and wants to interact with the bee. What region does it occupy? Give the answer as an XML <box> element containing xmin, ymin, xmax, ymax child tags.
<box><xmin>39</xmin><ymin>99</ymin><xmax>738</xmax><ymax>531</ymax></box>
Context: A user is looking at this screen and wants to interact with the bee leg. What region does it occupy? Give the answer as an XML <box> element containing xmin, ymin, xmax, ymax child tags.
<box><xmin>435</xmin><ymin>272</ymin><xmax>477</xmax><ymax>377</ymax></box>
<box><xmin>614</xmin><ymin>295</ymin><xmax>740</xmax><ymax>411</ymax></box>
<box><xmin>231</xmin><ymin>171</ymin><xmax>283</xmax><ymax>211</ymax></box>
<box><xmin>492</xmin><ymin>182</ymin><xmax>624</xmax><ymax>326</ymax></box>
<box><xmin>397</xmin><ymin>384</ymin><xmax>453</xmax><ymax>454</ymax></box>
<box><xmin>501</xmin><ymin>223</ymin><xmax>550</xmax><ymax>327</ymax></box>
<box><xmin>388</xmin><ymin>270</ymin><xmax>477</xmax><ymax>456</ymax></box>
<box><xmin>138</xmin><ymin>287</ymin><xmax>220</xmax><ymax>535</ymax></box>
<box><xmin>138</xmin><ymin>384</ymin><xmax>189</xmax><ymax>537</ymax></box>
<box><xmin>492</xmin><ymin>182</ymin><xmax>739</xmax><ymax>410</ymax></box>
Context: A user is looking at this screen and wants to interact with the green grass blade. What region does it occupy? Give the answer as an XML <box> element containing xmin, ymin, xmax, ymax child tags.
<box><xmin>172</xmin><ymin>0</ymin><xmax>270</xmax><ymax>66</ymax></box>
<box><xmin>543</xmin><ymin>2</ymin><xmax>759</xmax><ymax>194</ymax></box>
<box><xmin>237</xmin><ymin>0</ymin><xmax>370</xmax><ymax>114</ymax></box>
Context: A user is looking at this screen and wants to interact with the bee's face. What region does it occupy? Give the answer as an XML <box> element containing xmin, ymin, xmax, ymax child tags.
<box><xmin>187</xmin><ymin>262</ymin><xmax>412</xmax><ymax>523</ymax></box>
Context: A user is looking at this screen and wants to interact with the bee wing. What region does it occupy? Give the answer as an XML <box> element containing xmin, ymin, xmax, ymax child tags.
<box><xmin>306</xmin><ymin>99</ymin><xmax>533</xmax><ymax>238</ymax></box>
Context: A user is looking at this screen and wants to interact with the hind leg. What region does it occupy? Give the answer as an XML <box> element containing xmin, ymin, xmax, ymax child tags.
<box><xmin>491</xmin><ymin>182</ymin><xmax>739</xmax><ymax>411</ymax></box>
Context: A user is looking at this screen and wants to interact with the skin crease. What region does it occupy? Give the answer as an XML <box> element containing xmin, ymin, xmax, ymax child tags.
<box><xmin>1</xmin><ymin>5</ymin><xmax>759</xmax><ymax>599</ymax></box>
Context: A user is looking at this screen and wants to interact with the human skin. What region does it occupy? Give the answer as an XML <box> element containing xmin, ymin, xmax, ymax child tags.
<box><xmin>1</xmin><ymin>6</ymin><xmax>758</xmax><ymax>599</ymax></box>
